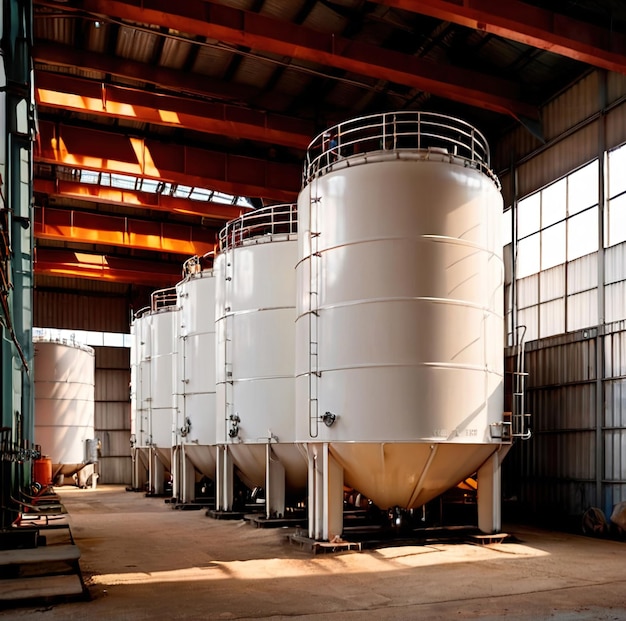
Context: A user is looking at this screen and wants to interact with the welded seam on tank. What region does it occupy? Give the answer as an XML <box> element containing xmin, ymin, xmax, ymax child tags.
<box><xmin>217</xmin><ymin>305</ymin><xmax>295</xmax><ymax>318</ymax></box>
<box><xmin>294</xmin><ymin>235</ymin><xmax>504</xmax><ymax>269</ymax></box>
<box><xmin>295</xmin><ymin>297</ymin><xmax>504</xmax><ymax>323</ymax></box>
<box><xmin>294</xmin><ymin>362</ymin><xmax>504</xmax><ymax>375</ymax></box>
<box><xmin>218</xmin><ymin>374</ymin><xmax>295</xmax><ymax>383</ymax></box>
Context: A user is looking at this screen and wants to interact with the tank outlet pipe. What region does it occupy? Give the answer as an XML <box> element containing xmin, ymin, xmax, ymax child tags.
<box><xmin>406</xmin><ymin>444</ymin><xmax>439</xmax><ymax>509</ymax></box>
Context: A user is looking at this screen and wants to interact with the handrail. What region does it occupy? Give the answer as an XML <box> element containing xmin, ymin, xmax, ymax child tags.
<box><xmin>303</xmin><ymin>111</ymin><xmax>499</xmax><ymax>188</ymax></box>
<box><xmin>218</xmin><ymin>203</ymin><xmax>297</xmax><ymax>252</ymax></box>
<box><xmin>182</xmin><ymin>251</ymin><xmax>214</xmax><ymax>278</ymax></box>
<box><xmin>150</xmin><ymin>286</ymin><xmax>178</xmax><ymax>312</ymax></box>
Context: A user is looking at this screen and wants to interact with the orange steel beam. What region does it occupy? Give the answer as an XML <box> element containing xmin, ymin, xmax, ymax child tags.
<box><xmin>35</xmin><ymin>248</ymin><xmax>183</xmax><ymax>287</ymax></box>
<box><xmin>34</xmin><ymin>206</ymin><xmax>217</xmax><ymax>256</ymax></box>
<box><xmin>373</xmin><ymin>0</ymin><xmax>626</xmax><ymax>75</ymax></box>
<box><xmin>73</xmin><ymin>0</ymin><xmax>537</xmax><ymax>120</ymax></box>
<box><xmin>34</xmin><ymin>178</ymin><xmax>251</xmax><ymax>221</ymax></box>
<box><xmin>35</xmin><ymin>71</ymin><xmax>313</xmax><ymax>150</ymax></box>
<box><xmin>36</xmin><ymin>121</ymin><xmax>301</xmax><ymax>202</ymax></box>
<box><xmin>33</xmin><ymin>42</ymin><xmax>257</xmax><ymax>104</ymax></box>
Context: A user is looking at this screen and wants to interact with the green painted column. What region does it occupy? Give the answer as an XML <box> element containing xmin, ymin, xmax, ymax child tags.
<box><xmin>1</xmin><ymin>0</ymin><xmax>35</xmax><ymax>528</ymax></box>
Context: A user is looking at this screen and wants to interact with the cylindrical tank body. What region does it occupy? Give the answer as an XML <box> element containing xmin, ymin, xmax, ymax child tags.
<box><xmin>34</xmin><ymin>339</ymin><xmax>95</xmax><ymax>480</ymax></box>
<box><xmin>130</xmin><ymin>310</ymin><xmax>151</xmax><ymax>489</ymax></box>
<box><xmin>149</xmin><ymin>302</ymin><xmax>179</xmax><ymax>473</ymax></box>
<box><xmin>296</xmin><ymin>112</ymin><xmax>505</xmax><ymax>509</ymax></box>
<box><xmin>215</xmin><ymin>204</ymin><xmax>306</xmax><ymax>493</ymax></box>
<box><xmin>175</xmin><ymin>265</ymin><xmax>217</xmax><ymax>479</ymax></box>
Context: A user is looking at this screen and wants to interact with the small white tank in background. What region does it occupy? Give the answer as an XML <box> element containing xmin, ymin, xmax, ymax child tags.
<box><xmin>34</xmin><ymin>338</ymin><xmax>96</xmax><ymax>486</ymax></box>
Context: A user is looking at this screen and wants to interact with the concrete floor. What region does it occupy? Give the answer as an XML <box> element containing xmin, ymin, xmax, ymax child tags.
<box><xmin>3</xmin><ymin>485</ymin><xmax>626</xmax><ymax>620</ymax></box>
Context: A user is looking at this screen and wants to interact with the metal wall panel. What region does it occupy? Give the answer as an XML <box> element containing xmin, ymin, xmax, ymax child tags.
<box><xmin>567</xmin><ymin>253</ymin><xmax>597</xmax><ymax>295</ymax></box>
<box><xmin>605</xmin><ymin>330</ymin><xmax>626</xmax><ymax>378</ymax></box>
<box><xmin>605</xmin><ymin>281</ymin><xmax>626</xmax><ymax>324</ymax></box>
<box><xmin>95</xmin><ymin>369</ymin><xmax>131</xmax><ymax>402</ymax></box>
<box><xmin>540</xmin><ymin>265</ymin><xmax>565</xmax><ymax>302</ymax></box>
<box><xmin>605</xmin><ymin>243</ymin><xmax>626</xmax><ymax>285</ymax></box>
<box><xmin>607</xmin><ymin>72</ymin><xmax>626</xmax><ymax>107</ymax></box>
<box><xmin>99</xmin><ymin>430</ymin><xmax>132</xmax><ymax>458</ymax></box>
<box><xmin>542</xmin><ymin>73</ymin><xmax>600</xmax><ymax>142</ymax></box>
<box><xmin>539</xmin><ymin>299</ymin><xmax>565</xmax><ymax>338</ymax></box>
<box><xmin>526</xmin><ymin>339</ymin><xmax>596</xmax><ymax>388</ymax></box>
<box><xmin>34</xmin><ymin>290</ymin><xmax>130</xmax><ymax>333</ymax></box>
<box><xmin>97</xmin><ymin>457</ymin><xmax>132</xmax><ymax>486</ymax></box>
<box><xmin>95</xmin><ymin>402</ymin><xmax>129</xmax><ymax>431</ymax></box>
<box><xmin>605</xmin><ymin>100</ymin><xmax>626</xmax><ymax>153</ymax></box>
<box><xmin>604</xmin><ymin>430</ymin><xmax>626</xmax><ymax>481</ymax></box>
<box><xmin>518</xmin><ymin>274</ymin><xmax>538</xmax><ymax>308</ymax></box>
<box><xmin>517</xmin><ymin>306</ymin><xmax>538</xmax><ymax>342</ymax></box>
<box><xmin>567</xmin><ymin>290</ymin><xmax>597</xmax><ymax>332</ymax></box>
<box><xmin>517</xmin><ymin>121</ymin><xmax>599</xmax><ymax>200</ymax></box>
<box><xmin>94</xmin><ymin>347</ymin><xmax>131</xmax><ymax>484</ymax></box>
<box><xmin>96</xmin><ymin>347</ymin><xmax>130</xmax><ymax>370</ymax></box>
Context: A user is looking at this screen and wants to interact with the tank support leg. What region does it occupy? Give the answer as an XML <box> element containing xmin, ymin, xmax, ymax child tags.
<box><xmin>307</xmin><ymin>443</ymin><xmax>343</xmax><ymax>541</ymax></box>
<box><xmin>477</xmin><ymin>446</ymin><xmax>511</xmax><ymax>533</ymax></box>
<box><xmin>172</xmin><ymin>445</ymin><xmax>195</xmax><ymax>504</ymax></box>
<box><xmin>171</xmin><ymin>445</ymin><xmax>181</xmax><ymax>500</ymax></box>
<box><xmin>266</xmin><ymin>445</ymin><xmax>285</xmax><ymax>519</ymax></box>
<box><xmin>215</xmin><ymin>445</ymin><xmax>234</xmax><ymax>511</ymax></box>
<box><xmin>180</xmin><ymin>446</ymin><xmax>196</xmax><ymax>504</ymax></box>
<box><xmin>149</xmin><ymin>448</ymin><xmax>165</xmax><ymax>495</ymax></box>
<box><xmin>132</xmin><ymin>448</ymin><xmax>148</xmax><ymax>491</ymax></box>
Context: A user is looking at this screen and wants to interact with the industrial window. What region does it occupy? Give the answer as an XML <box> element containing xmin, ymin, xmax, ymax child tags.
<box><xmin>512</xmin><ymin>160</ymin><xmax>599</xmax><ymax>341</ymax></box>
<box><xmin>33</xmin><ymin>327</ymin><xmax>131</xmax><ymax>348</ymax></box>
<box><xmin>606</xmin><ymin>144</ymin><xmax>626</xmax><ymax>248</ymax></box>
<box><xmin>516</xmin><ymin>160</ymin><xmax>599</xmax><ymax>278</ymax></box>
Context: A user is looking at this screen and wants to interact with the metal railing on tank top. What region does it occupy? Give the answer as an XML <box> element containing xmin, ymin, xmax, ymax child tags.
<box><xmin>303</xmin><ymin>111</ymin><xmax>499</xmax><ymax>188</ymax></box>
<box><xmin>218</xmin><ymin>203</ymin><xmax>298</xmax><ymax>253</ymax></box>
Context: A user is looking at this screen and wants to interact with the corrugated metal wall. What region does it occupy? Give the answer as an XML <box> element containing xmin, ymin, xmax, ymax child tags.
<box><xmin>34</xmin><ymin>290</ymin><xmax>129</xmax><ymax>333</ymax></box>
<box><xmin>497</xmin><ymin>70</ymin><xmax>626</xmax><ymax>208</ymax></box>
<box><xmin>95</xmin><ymin>347</ymin><xmax>131</xmax><ymax>484</ymax></box>
<box><xmin>500</xmin><ymin>68</ymin><xmax>626</xmax><ymax>525</ymax></box>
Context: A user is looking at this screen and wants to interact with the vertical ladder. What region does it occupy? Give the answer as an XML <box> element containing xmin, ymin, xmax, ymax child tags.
<box><xmin>511</xmin><ymin>326</ymin><xmax>531</xmax><ymax>439</ymax></box>
<box><xmin>309</xmin><ymin>188</ymin><xmax>321</xmax><ymax>438</ymax></box>
<box><xmin>223</xmin><ymin>232</ymin><xmax>235</xmax><ymax>441</ymax></box>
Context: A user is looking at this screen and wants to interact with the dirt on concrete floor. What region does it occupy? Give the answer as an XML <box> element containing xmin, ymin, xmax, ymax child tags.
<box><xmin>2</xmin><ymin>485</ymin><xmax>626</xmax><ymax>620</ymax></box>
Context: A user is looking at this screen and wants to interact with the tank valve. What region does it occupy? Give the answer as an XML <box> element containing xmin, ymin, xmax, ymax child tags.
<box><xmin>321</xmin><ymin>411</ymin><xmax>337</xmax><ymax>427</ymax></box>
<box><xmin>228</xmin><ymin>413</ymin><xmax>240</xmax><ymax>438</ymax></box>
<box><xmin>180</xmin><ymin>417</ymin><xmax>191</xmax><ymax>437</ymax></box>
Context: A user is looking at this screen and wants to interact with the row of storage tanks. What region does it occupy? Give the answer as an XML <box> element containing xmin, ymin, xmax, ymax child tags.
<box><xmin>131</xmin><ymin>112</ymin><xmax>511</xmax><ymax>539</ymax></box>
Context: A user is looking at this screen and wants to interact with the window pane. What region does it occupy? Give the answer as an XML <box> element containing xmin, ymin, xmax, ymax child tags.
<box><xmin>567</xmin><ymin>207</ymin><xmax>598</xmax><ymax>261</ymax></box>
<box><xmin>539</xmin><ymin>299</ymin><xmax>565</xmax><ymax>338</ymax></box>
<box><xmin>541</xmin><ymin>178</ymin><xmax>566</xmax><ymax>228</ymax></box>
<box><xmin>541</xmin><ymin>222</ymin><xmax>566</xmax><ymax>270</ymax></box>
<box><xmin>605</xmin><ymin>194</ymin><xmax>626</xmax><ymax>248</ymax></box>
<box><xmin>517</xmin><ymin>193</ymin><xmax>540</xmax><ymax>238</ymax></box>
<box><xmin>608</xmin><ymin>144</ymin><xmax>626</xmax><ymax>198</ymax></box>
<box><xmin>568</xmin><ymin>161</ymin><xmax>598</xmax><ymax>215</ymax></box>
<box><xmin>517</xmin><ymin>232</ymin><xmax>540</xmax><ymax>278</ymax></box>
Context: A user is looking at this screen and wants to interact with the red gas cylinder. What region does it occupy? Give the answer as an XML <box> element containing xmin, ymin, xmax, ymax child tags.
<box><xmin>33</xmin><ymin>457</ymin><xmax>53</xmax><ymax>487</ymax></box>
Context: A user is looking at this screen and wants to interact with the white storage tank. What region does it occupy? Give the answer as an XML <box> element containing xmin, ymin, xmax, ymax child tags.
<box><xmin>173</xmin><ymin>256</ymin><xmax>217</xmax><ymax>503</ymax></box>
<box><xmin>296</xmin><ymin>112</ymin><xmax>508</xmax><ymax>537</ymax></box>
<box><xmin>34</xmin><ymin>338</ymin><xmax>96</xmax><ymax>484</ymax></box>
<box><xmin>130</xmin><ymin>309</ymin><xmax>151</xmax><ymax>491</ymax></box>
<box><xmin>148</xmin><ymin>287</ymin><xmax>179</xmax><ymax>494</ymax></box>
<box><xmin>215</xmin><ymin>204</ymin><xmax>306</xmax><ymax>516</ymax></box>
